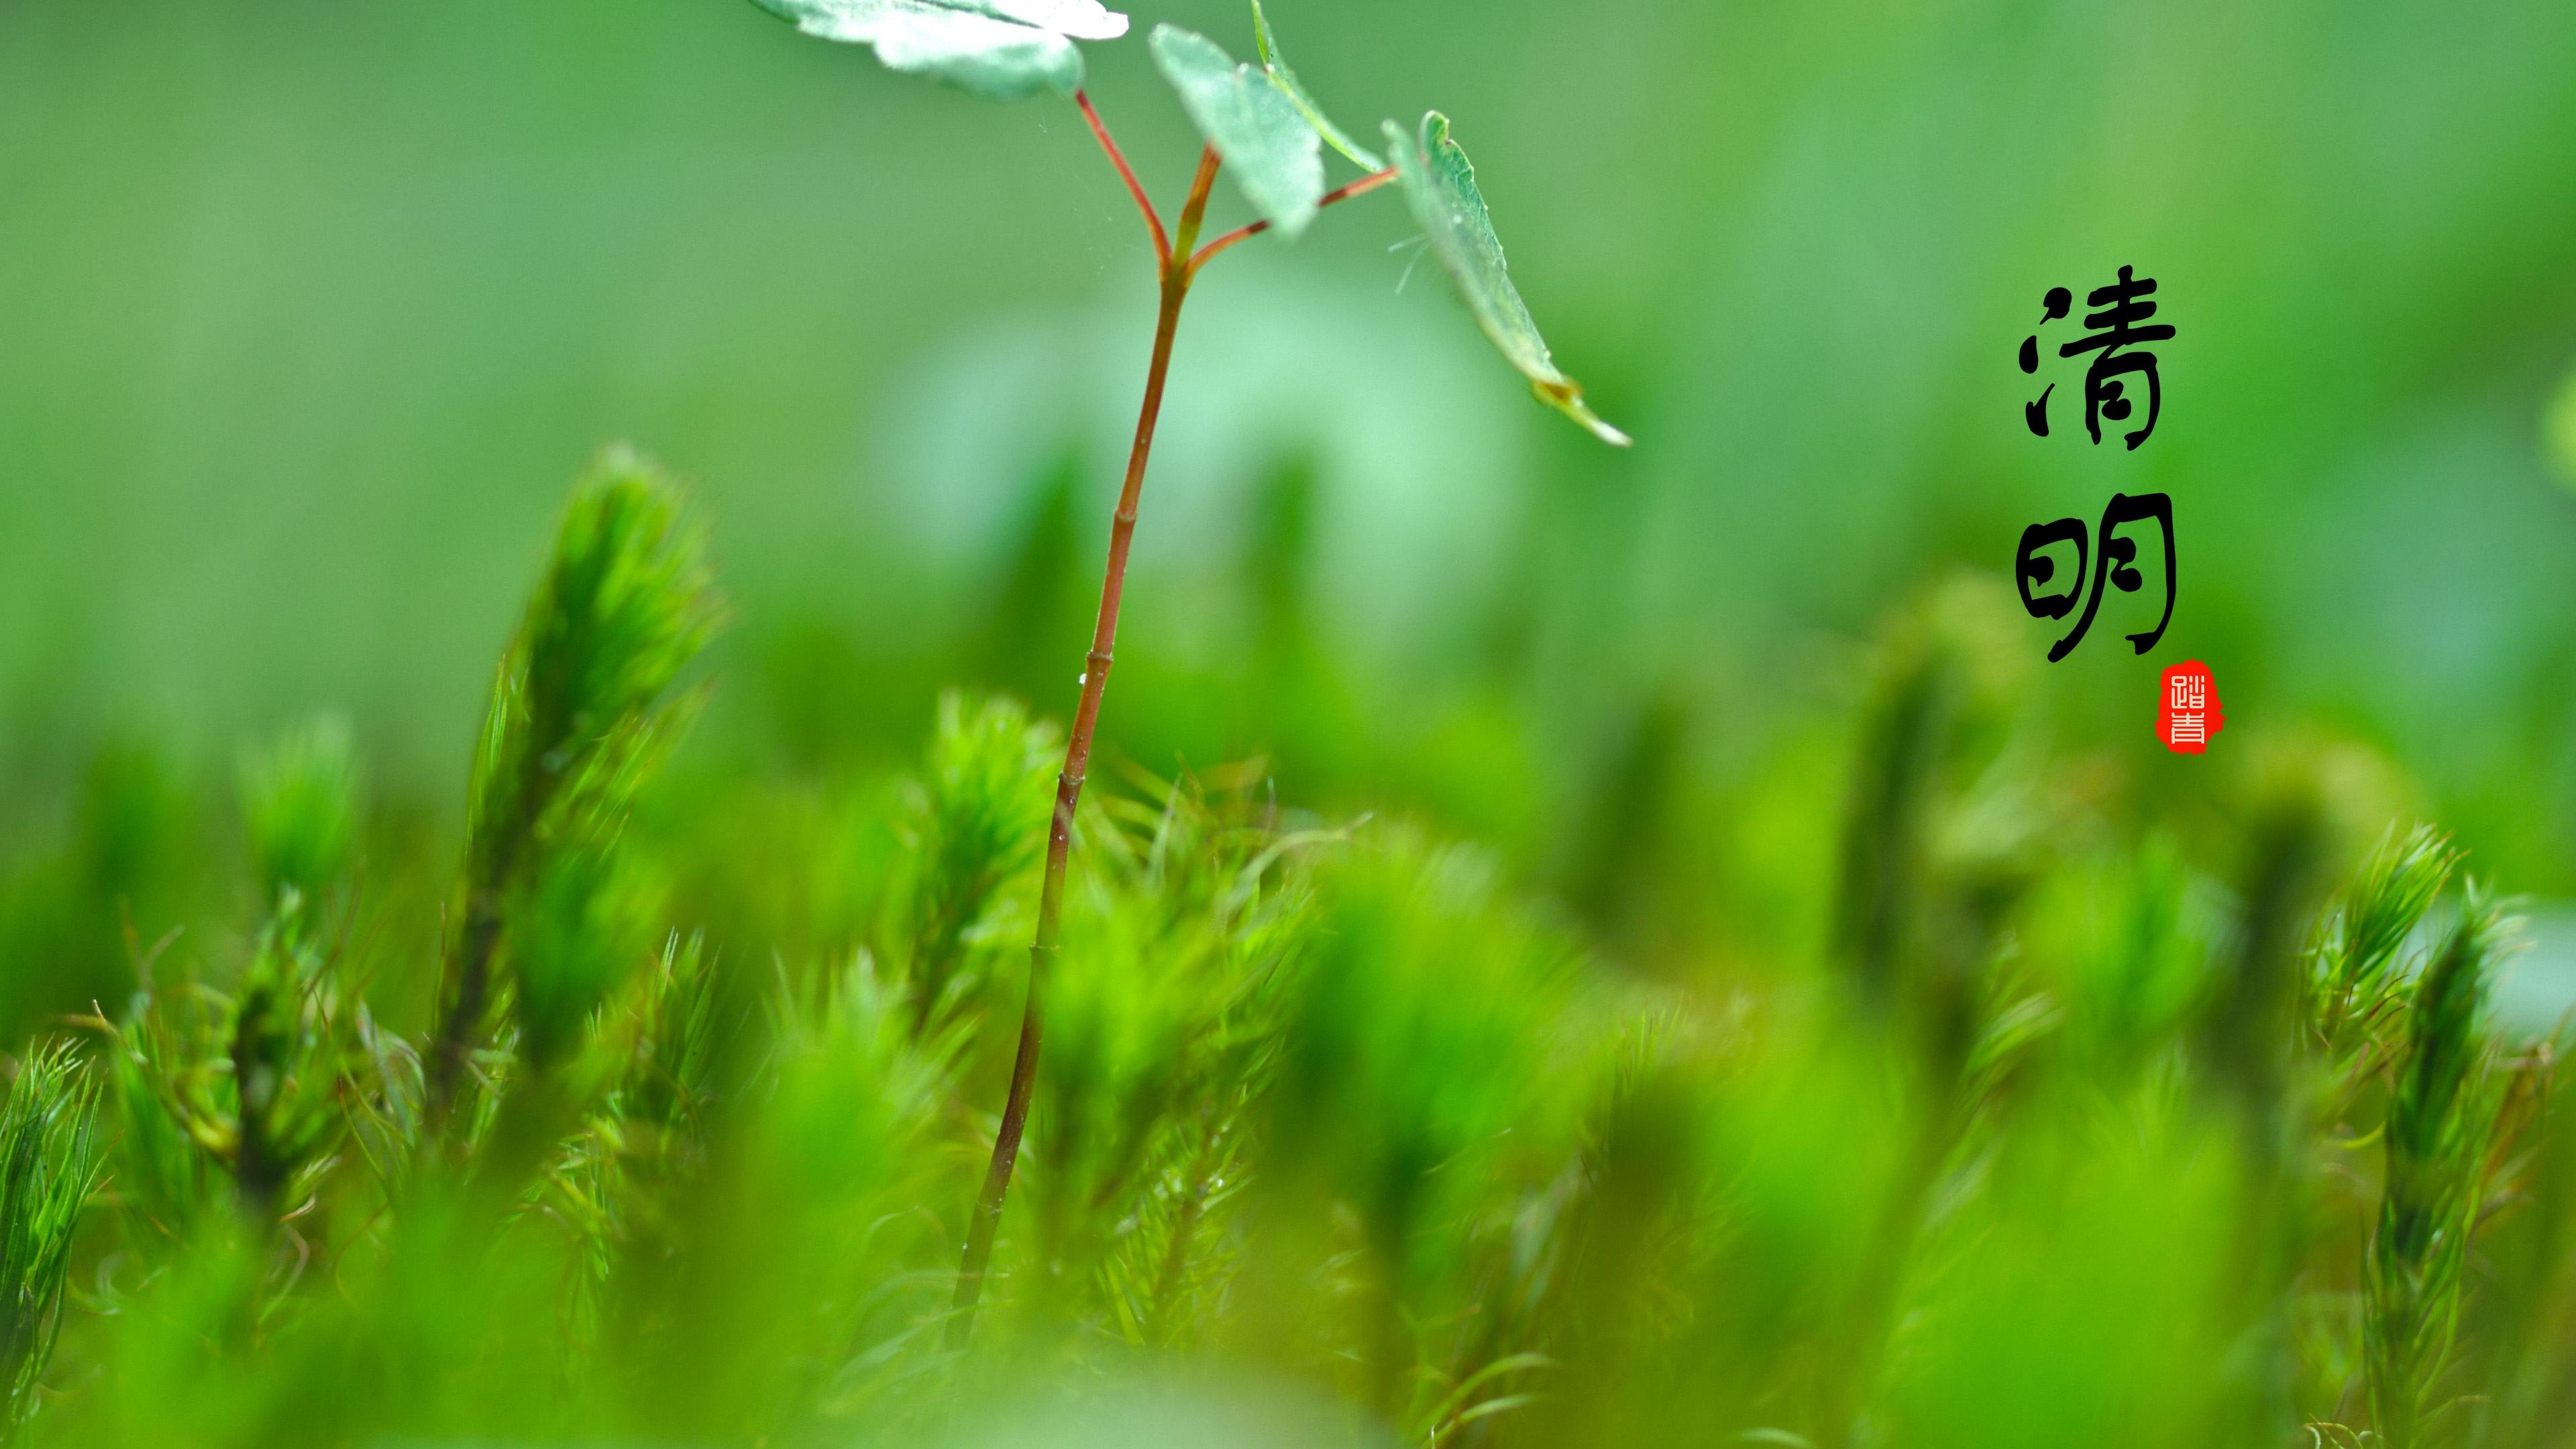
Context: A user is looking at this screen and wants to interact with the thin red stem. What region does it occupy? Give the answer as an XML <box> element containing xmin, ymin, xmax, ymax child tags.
<box><xmin>1075</xmin><ymin>90</ymin><xmax>1169</xmax><ymax>268</ymax></box>
<box><xmin>949</xmin><ymin>147</ymin><xmax>1225</xmax><ymax>1347</ymax></box>
<box><xmin>1187</xmin><ymin>166</ymin><xmax>1398</xmax><ymax>276</ymax></box>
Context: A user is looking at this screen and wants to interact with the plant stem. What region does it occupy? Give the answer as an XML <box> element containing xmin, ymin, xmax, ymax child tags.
<box><xmin>1075</xmin><ymin>91</ymin><xmax>1168</xmax><ymax>267</ymax></box>
<box><xmin>229</xmin><ymin>976</ymin><xmax>288</xmax><ymax>1225</ymax></box>
<box><xmin>427</xmin><ymin>782</ymin><xmax>533</xmax><ymax>1132</ymax></box>
<box><xmin>1189</xmin><ymin>166</ymin><xmax>1397</xmax><ymax>274</ymax></box>
<box><xmin>429</xmin><ymin>897</ymin><xmax>495</xmax><ymax>1116</ymax></box>
<box><xmin>949</xmin><ymin>144</ymin><xmax>1226</xmax><ymax>1347</ymax></box>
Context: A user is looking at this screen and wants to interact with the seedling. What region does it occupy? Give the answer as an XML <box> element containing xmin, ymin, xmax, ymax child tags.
<box><xmin>741</xmin><ymin>0</ymin><xmax>1631</xmax><ymax>1334</ymax></box>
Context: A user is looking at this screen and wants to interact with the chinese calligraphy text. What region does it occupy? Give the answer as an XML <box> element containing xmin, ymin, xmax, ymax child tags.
<box><xmin>2012</xmin><ymin>266</ymin><xmax>2180</xmax><ymax>663</ymax></box>
<box><xmin>2015</xmin><ymin>492</ymin><xmax>2178</xmax><ymax>662</ymax></box>
<box><xmin>2020</xmin><ymin>266</ymin><xmax>2174</xmax><ymax>450</ymax></box>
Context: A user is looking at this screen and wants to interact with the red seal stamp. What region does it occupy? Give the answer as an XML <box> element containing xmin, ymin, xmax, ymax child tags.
<box><xmin>2157</xmin><ymin>661</ymin><xmax>2222</xmax><ymax>754</ymax></box>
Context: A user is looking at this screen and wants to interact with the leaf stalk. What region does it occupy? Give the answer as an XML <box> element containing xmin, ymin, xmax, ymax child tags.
<box><xmin>1190</xmin><ymin>166</ymin><xmax>1397</xmax><ymax>276</ymax></box>
<box><xmin>1075</xmin><ymin>90</ymin><xmax>1169</xmax><ymax>268</ymax></box>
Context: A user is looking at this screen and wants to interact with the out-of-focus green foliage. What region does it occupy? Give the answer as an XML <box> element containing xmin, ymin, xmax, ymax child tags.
<box><xmin>238</xmin><ymin>720</ymin><xmax>358</xmax><ymax>921</ymax></box>
<box><xmin>3</xmin><ymin>0</ymin><xmax>2573</xmax><ymax>896</ymax></box>
<box><xmin>103</xmin><ymin>716</ymin><xmax>366</xmax><ymax>1228</ymax></box>
<box><xmin>2548</xmin><ymin>366</ymin><xmax>2576</xmax><ymax>492</ymax></box>
<box><xmin>2369</xmin><ymin>892</ymin><xmax>2512</xmax><ymax>1449</ymax></box>
<box><xmin>0</xmin><ymin>486</ymin><xmax>2563</xmax><ymax>1447</ymax></box>
<box><xmin>435</xmin><ymin>447</ymin><xmax>719</xmax><ymax>1125</ymax></box>
<box><xmin>899</xmin><ymin>693</ymin><xmax>1056</xmax><ymax>1036</ymax></box>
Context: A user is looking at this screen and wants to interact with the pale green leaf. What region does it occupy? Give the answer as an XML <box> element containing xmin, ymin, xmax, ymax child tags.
<box><xmin>751</xmin><ymin>0</ymin><xmax>1127</xmax><ymax>101</ymax></box>
<box><xmin>1386</xmin><ymin>112</ymin><xmax>1629</xmax><ymax>446</ymax></box>
<box><xmin>1249</xmin><ymin>0</ymin><xmax>1383</xmax><ymax>171</ymax></box>
<box><xmin>1150</xmin><ymin>26</ymin><xmax>1326</xmax><ymax>238</ymax></box>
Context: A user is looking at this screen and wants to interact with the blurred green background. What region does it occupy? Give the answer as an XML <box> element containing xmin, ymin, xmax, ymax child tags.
<box><xmin>3</xmin><ymin>0</ymin><xmax>2574</xmax><ymax>924</ymax></box>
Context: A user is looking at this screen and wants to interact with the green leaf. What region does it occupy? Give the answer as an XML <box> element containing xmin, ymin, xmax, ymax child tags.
<box><xmin>1386</xmin><ymin>112</ymin><xmax>1629</xmax><ymax>446</ymax></box>
<box><xmin>751</xmin><ymin>0</ymin><xmax>1128</xmax><ymax>101</ymax></box>
<box><xmin>1249</xmin><ymin>0</ymin><xmax>1383</xmax><ymax>171</ymax></box>
<box><xmin>1150</xmin><ymin>26</ymin><xmax>1325</xmax><ymax>238</ymax></box>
